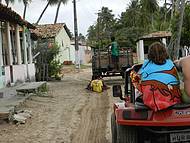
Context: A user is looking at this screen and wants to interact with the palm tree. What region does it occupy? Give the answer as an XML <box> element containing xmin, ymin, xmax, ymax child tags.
<box><xmin>18</xmin><ymin>0</ymin><xmax>32</xmax><ymax>20</ymax></box>
<box><xmin>3</xmin><ymin>0</ymin><xmax>31</xmax><ymax>19</ymax></box>
<box><xmin>54</xmin><ymin>0</ymin><xmax>68</xmax><ymax>24</ymax></box>
<box><xmin>36</xmin><ymin>0</ymin><xmax>58</xmax><ymax>24</ymax></box>
<box><xmin>36</xmin><ymin>0</ymin><xmax>68</xmax><ymax>24</ymax></box>
<box><xmin>126</xmin><ymin>0</ymin><xmax>141</xmax><ymax>27</ymax></box>
<box><xmin>5</xmin><ymin>0</ymin><xmax>14</xmax><ymax>7</ymax></box>
<box><xmin>139</xmin><ymin>0</ymin><xmax>159</xmax><ymax>30</ymax></box>
<box><xmin>175</xmin><ymin>0</ymin><xmax>186</xmax><ymax>59</ymax></box>
<box><xmin>36</xmin><ymin>1</ymin><xmax>50</xmax><ymax>24</ymax></box>
<box><xmin>54</xmin><ymin>1</ymin><xmax>61</xmax><ymax>24</ymax></box>
<box><xmin>168</xmin><ymin>0</ymin><xmax>186</xmax><ymax>60</ymax></box>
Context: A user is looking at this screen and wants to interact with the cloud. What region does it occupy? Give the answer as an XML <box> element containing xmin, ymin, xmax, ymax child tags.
<box><xmin>9</xmin><ymin>0</ymin><xmax>130</xmax><ymax>36</ymax></box>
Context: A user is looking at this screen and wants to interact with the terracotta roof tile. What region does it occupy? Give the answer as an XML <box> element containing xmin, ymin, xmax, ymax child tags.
<box><xmin>32</xmin><ymin>23</ymin><xmax>66</xmax><ymax>38</ymax></box>
<box><xmin>0</xmin><ymin>3</ymin><xmax>35</xmax><ymax>29</ymax></box>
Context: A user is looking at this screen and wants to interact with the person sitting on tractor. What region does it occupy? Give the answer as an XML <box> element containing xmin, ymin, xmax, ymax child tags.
<box><xmin>131</xmin><ymin>42</ymin><xmax>181</xmax><ymax>112</ymax></box>
<box><xmin>174</xmin><ymin>55</ymin><xmax>190</xmax><ymax>103</ymax></box>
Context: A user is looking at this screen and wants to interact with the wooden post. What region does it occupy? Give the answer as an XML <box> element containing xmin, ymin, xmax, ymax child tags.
<box><xmin>15</xmin><ymin>24</ymin><xmax>22</xmax><ymax>65</ymax></box>
<box><xmin>0</xmin><ymin>22</ymin><xmax>3</xmax><ymax>66</ymax></box>
<box><xmin>22</xmin><ymin>26</ymin><xmax>28</xmax><ymax>64</ymax></box>
<box><xmin>6</xmin><ymin>22</ymin><xmax>13</xmax><ymax>65</ymax></box>
<box><xmin>28</xmin><ymin>31</ymin><xmax>33</xmax><ymax>64</ymax></box>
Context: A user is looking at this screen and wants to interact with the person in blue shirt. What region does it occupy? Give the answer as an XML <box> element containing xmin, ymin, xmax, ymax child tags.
<box><xmin>137</xmin><ymin>42</ymin><xmax>181</xmax><ymax>111</ymax></box>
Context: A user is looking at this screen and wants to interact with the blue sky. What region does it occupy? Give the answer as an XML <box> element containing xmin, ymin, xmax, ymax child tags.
<box><xmin>6</xmin><ymin>0</ymin><xmax>164</xmax><ymax>36</ymax></box>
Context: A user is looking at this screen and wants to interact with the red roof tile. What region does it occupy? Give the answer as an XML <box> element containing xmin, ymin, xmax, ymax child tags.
<box><xmin>32</xmin><ymin>23</ymin><xmax>71</xmax><ymax>39</ymax></box>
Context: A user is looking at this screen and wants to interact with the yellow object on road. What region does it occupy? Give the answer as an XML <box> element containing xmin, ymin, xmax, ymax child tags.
<box><xmin>90</xmin><ymin>79</ymin><xmax>103</xmax><ymax>93</ymax></box>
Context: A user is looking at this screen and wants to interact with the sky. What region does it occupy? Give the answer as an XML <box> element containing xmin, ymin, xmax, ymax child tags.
<box><xmin>6</xmin><ymin>0</ymin><xmax>129</xmax><ymax>36</ymax></box>
<box><xmin>6</xmin><ymin>0</ymin><xmax>164</xmax><ymax>36</ymax></box>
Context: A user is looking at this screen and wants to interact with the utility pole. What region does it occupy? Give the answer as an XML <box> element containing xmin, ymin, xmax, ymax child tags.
<box><xmin>73</xmin><ymin>0</ymin><xmax>80</xmax><ymax>70</ymax></box>
<box><xmin>97</xmin><ymin>12</ymin><xmax>101</xmax><ymax>69</ymax></box>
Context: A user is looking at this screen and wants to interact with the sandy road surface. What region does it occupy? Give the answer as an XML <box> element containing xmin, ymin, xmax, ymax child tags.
<box><xmin>0</xmin><ymin>67</ymin><xmax>123</xmax><ymax>143</ymax></box>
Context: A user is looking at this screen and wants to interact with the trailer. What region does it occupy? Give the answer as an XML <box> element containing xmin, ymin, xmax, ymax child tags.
<box><xmin>92</xmin><ymin>47</ymin><xmax>133</xmax><ymax>78</ymax></box>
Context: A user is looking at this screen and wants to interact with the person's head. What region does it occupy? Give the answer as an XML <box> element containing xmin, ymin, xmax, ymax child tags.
<box><xmin>92</xmin><ymin>75</ymin><xmax>97</xmax><ymax>80</ymax></box>
<box><xmin>148</xmin><ymin>42</ymin><xmax>169</xmax><ymax>65</ymax></box>
<box><xmin>111</xmin><ymin>36</ymin><xmax>115</xmax><ymax>42</ymax></box>
<box><xmin>92</xmin><ymin>74</ymin><xmax>101</xmax><ymax>80</ymax></box>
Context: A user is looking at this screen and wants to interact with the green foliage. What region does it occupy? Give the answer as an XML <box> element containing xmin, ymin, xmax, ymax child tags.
<box><xmin>86</xmin><ymin>6</ymin><xmax>116</xmax><ymax>48</ymax></box>
<box><xmin>47</xmin><ymin>43</ymin><xmax>63</xmax><ymax>78</ymax></box>
<box><xmin>49</xmin><ymin>59</ymin><xmax>62</xmax><ymax>78</ymax></box>
<box><xmin>86</xmin><ymin>0</ymin><xmax>188</xmax><ymax>60</ymax></box>
<box><xmin>47</xmin><ymin>43</ymin><xmax>60</xmax><ymax>63</ymax></box>
<box><xmin>181</xmin><ymin>4</ymin><xmax>190</xmax><ymax>47</ymax></box>
<box><xmin>35</xmin><ymin>42</ymin><xmax>63</xmax><ymax>81</ymax></box>
<box><xmin>86</xmin><ymin>0</ymin><xmax>170</xmax><ymax>51</ymax></box>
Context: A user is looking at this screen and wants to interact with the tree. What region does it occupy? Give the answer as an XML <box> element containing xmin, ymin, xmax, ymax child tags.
<box><xmin>86</xmin><ymin>25</ymin><xmax>97</xmax><ymax>47</ymax></box>
<box><xmin>5</xmin><ymin>0</ymin><xmax>14</xmax><ymax>7</ymax></box>
<box><xmin>113</xmin><ymin>0</ymin><xmax>159</xmax><ymax>49</ymax></box>
<box><xmin>1</xmin><ymin>0</ymin><xmax>31</xmax><ymax>19</ymax></box>
<box><xmin>18</xmin><ymin>0</ymin><xmax>32</xmax><ymax>19</ymax></box>
<box><xmin>36</xmin><ymin>0</ymin><xmax>57</xmax><ymax>24</ymax></box>
<box><xmin>78</xmin><ymin>33</ymin><xmax>85</xmax><ymax>42</ymax></box>
<box><xmin>87</xmin><ymin>7</ymin><xmax>116</xmax><ymax>48</ymax></box>
<box><xmin>54</xmin><ymin>1</ymin><xmax>61</xmax><ymax>24</ymax></box>
<box><xmin>54</xmin><ymin>0</ymin><xmax>68</xmax><ymax>24</ymax></box>
<box><xmin>139</xmin><ymin>0</ymin><xmax>159</xmax><ymax>31</ymax></box>
<box><xmin>168</xmin><ymin>0</ymin><xmax>186</xmax><ymax>60</ymax></box>
<box><xmin>35</xmin><ymin>42</ymin><xmax>63</xmax><ymax>81</ymax></box>
<box><xmin>36</xmin><ymin>0</ymin><xmax>68</xmax><ymax>24</ymax></box>
<box><xmin>98</xmin><ymin>7</ymin><xmax>116</xmax><ymax>47</ymax></box>
<box><xmin>181</xmin><ymin>3</ymin><xmax>190</xmax><ymax>48</ymax></box>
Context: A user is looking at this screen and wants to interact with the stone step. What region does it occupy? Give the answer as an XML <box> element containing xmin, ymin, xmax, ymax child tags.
<box><xmin>0</xmin><ymin>82</ymin><xmax>47</xmax><ymax>121</ymax></box>
<box><xmin>16</xmin><ymin>82</ymin><xmax>47</xmax><ymax>95</ymax></box>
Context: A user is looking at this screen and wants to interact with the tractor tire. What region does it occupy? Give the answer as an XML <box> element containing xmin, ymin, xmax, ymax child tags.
<box><xmin>111</xmin><ymin>113</ymin><xmax>117</xmax><ymax>143</ymax></box>
<box><xmin>116</xmin><ymin>125</ymin><xmax>138</xmax><ymax>143</ymax></box>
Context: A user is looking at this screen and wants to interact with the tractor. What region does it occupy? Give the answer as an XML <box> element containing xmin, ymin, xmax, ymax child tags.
<box><xmin>111</xmin><ymin>63</ymin><xmax>190</xmax><ymax>143</ymax></box>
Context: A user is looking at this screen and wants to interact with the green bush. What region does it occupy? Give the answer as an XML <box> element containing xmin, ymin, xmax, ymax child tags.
<box><xmin>47</xmin><ymin>43</ymin><xmax>63</xmax><ymax>79</ymax></box>
<box><xmin>35</xmin><ymin>42</ymin><xmax>63</xmax><ymax>81</ymax></box>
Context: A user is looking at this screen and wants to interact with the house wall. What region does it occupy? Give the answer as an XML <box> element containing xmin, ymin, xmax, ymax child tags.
<box><xmin>28</xmin><ymin>63</ymin><xmax>36</xmax><ymax>81</ymax></box>
<box><xmin>69</xmin><ymin>45</ymin><xmax>75</xmax><ymax>64</ymax></box>
<box><xmin>55</xmin><ymin>28</ymin><xmax>71</xmax><ymax>64</ymax></box>
<box><xmin>12</xmin><ymin>64</ymin><xmax>27</xmax><ymax>83</ymax></box>
<box><xmin>0</xmin><ymin>14</ymin><xmax>36</xmax><ymax>89</ymax></box>
<box><xmin>5</xmin><ymin>66</ymin><xmax>11</xmax><ymax>85</ymax></box>
<box><xmin>5</xmin><ymin>64</ymin><xmax>35</xmax><ymax>85</ymax></box>
<box><xmin>79</xmin><ymin>45</ymin><xmax>85</xmax><ymax>64</ymax></box>
<box><xmin>71</xmin><ymin>44</ymin><xmax>92</xmax><ymax>65</ymax></box>
<box><xmin>0</xmin><ymin>66</ymin><xmax>5</xmax><ymax>88</ymax></box>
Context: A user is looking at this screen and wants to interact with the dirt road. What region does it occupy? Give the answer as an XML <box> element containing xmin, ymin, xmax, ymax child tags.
<box><xmin>0</xmin><ymin>67</ymin><xmax>123</xmax><ymax>143</ymax></box>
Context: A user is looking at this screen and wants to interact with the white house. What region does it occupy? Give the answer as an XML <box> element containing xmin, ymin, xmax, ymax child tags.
<box><xmin>70</xmin><ymin>40</ymin><xmax>92</xmax><ymax>65</ymax></box>
<box><xmin>0</xmin><ymin>3</ymin><xmax>36</xmax><ymax>88</ymax></box>
<box><xmin>33</xmin><ymin>23</ymin><xmax>72</xmax><ymax>64</ymax></box>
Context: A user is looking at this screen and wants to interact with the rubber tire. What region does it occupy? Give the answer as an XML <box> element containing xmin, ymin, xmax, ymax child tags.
<box><xmin>116</xmin><ymin>125</ymin><xmax>138</xmax><ymax>143</ymax></box>
<box><xmin>111</xmin><ymin>113</ymin><xmax>117</xmax><ymax>143</ymax></box>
